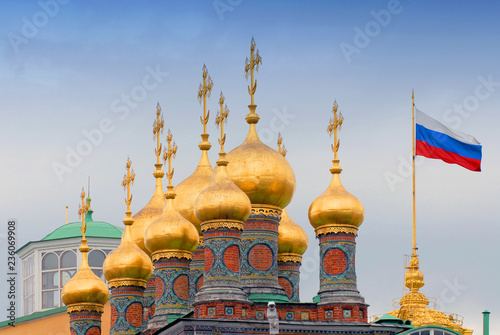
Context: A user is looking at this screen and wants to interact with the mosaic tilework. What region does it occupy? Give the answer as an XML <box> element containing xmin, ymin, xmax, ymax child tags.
<box><xmin>278</xmin><ymin>261</ymin><xmax>301</xmax><ymax>302</ymax></box>
<box><xmin>240</xmin><ymin>211</ymin><xmax>281</xmax><ymax>293</ymax></box>
<box><xmin>143</xmin><ymin>275</ymin><xmax>156</xmax><ymax>324</ymax></box>
<box><xmin>189</xmin><ymin>245</ymin><xmax>204</xmax><ymax>308</ymax></box>
<box><xmin>153</xmin><ymin>257</ymin><xmax>191</xmax><ymax>318</ymax></box>
<box><xmin>319</xmin><ymin>234</ymin><xmax>358</xmax><ymax>294</ymax></box>
<box><xmin>69</xmin><ymin>310</ymin><xmax>102</xmax><ymax>335</ymax></box>
<box><xmin>109</xmin><ymin>285</ymin><xmax>145</xmax><ymax>335</ymax></box>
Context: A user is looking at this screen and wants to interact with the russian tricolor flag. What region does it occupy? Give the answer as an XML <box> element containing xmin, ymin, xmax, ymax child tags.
<box><xmin>415</xmin><ymin>109</ymin><xmax>482</xmax><ymax>171</ymax></box>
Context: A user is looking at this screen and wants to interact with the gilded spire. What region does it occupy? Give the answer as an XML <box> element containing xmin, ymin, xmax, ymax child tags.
<box><xmin>244</xmin><ymin>37</ymin><xmax>262</xmax><ymax>124</ymax></box>
<box><xmin>215</xmin><ymin>92</ymin><xmax>229</xmax><ymax>157</ymax></box>
<box><xmin>277</xmin><ymin>133</ymin><xmax>287</xmax><ymax>157</ymax></box>
<box><xmin>153</xmin><ymin>103</ymin><xmax>165</xmax><ymax>165</ymax></box>
<box><xmin>197</xmin><ymin>64</ymin><xmax>213</xmax><ymax>144</ymax></box>
<box><xmin>122</xmin><ymin>157</ymin><xmax>136</xmax><ymax>222</ymax></box>
<box><xmin>130</xmin><ymin>105</ymin><xmax>166</xmax><ymax>256</ymax></box>
<box><xmin>103</xmin><ymin>158</ymin><xmax>152</xmax><ymax>287</ymax></box>
<box><xmin>78</xmin><ymin>188</ymin><xmax>89</xmax><ymax>240</ymax></box>
<box><xmin>163</xmin><ymin>130</ymin><xmax>178</xmax><ymax>195</ymax></box>
<box><xmin>62</xmin><ymin>189</ymin><xmax>109</xmax><ymax>309</ymax></box>
<box><xmin>327</xmin><ymin>101</ymin><xmax>344</xmax><ymax>174</ymax></box>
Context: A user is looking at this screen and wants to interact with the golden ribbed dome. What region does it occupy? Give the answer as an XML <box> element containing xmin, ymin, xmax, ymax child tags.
<box><xmin>144</xmin><ymin>187</ymin><xmax>199</xmax><ymax>256</ymax></box>
<box><xmin>62</xmin><ymin>239</ymin><xmax>109</xmax><ymax>307</ymax></box>
<box><xmin>195</xmin><ymin>152</ymin><xmax>251</xmax><ymax>223</ymax></box>
<box><xmin>175</xmin><ymin>140</ymin><xmax>213</xmax><ymax>233</ymax></box>
<box><xmin>308</xmin><ymin>160</ymin><xmax>364</xmax><ymax>233</ymax></box>
<box><xmin>278</xmin><ymin>208</ymin><xmax>308</xmax><ymax>255</ymax></box>
<box><xmin>103</xmin><ymin>213</ymin><xmax>152</xmax><ymax>285</ymax></box>
<box><xmin>226</xmin><ymin>112</ymin><xmax>296</xmax><ymax>208</ymax></box>
<box><xmin>131</xmin><ymin>164</ymin><xmax>165</xmax><ymax>256</ymax></box>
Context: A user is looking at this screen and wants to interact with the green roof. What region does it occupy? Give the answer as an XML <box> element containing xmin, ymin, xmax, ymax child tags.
<box><xmin>41</xmin><ymin>210</ymin><xmax>123</xmax><ymax>241</ymax></box>
<box><xmin>0</xmin><ymin>306</ymin><xmax>66</xmax><ymax>328</ymax></box>
<box><xmin>372</xmin><ymin>314</ymin><xmax>406</xmax><ymax>325</ymax></box>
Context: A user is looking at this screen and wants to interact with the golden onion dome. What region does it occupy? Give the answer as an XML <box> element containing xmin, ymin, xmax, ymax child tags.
<box><xmin>175</xmin><ymin>139</ymin><xmax>213</xmax><ymax>233</ymax></box>
<box><xmin>103</xmin><ymin>214</ymin><xmax>152</xmax><ymax>285</ymax></box>
<box><xmin>226</xmin><ymin>111</ymin><xmax>296</xmax><ymax>208</ymax></box>
<box><xmin>308</xmin><ymin>160</ymin><xmax>364</xmax><ymax>233</ymax></box>
<box><xmin>62</xmin><ymin>239</ymin><xmax>109</xmax><ymax>307</ymax></box>
<box><xmin>145</xmin><ymin>187</ymin><xmax>199</xmax><ymax>256</ymax></box>
<box><xmin>131</xmin><ymin>164</ymin><xmax>164</xmax><ymax>256</ymax></box>
<box><xmin>278</xmin><ymin>208</ymin><xmax>308</xmax><ymax>255</ymax></box>
<box><xmin>195</xmin><ymin>152</ymin><xmax>251</xmax><ymax>223</ymax></box>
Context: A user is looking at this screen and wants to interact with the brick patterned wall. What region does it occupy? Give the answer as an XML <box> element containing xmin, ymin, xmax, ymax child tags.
<box><xmin>278</xmin><ymin>261</ymin><xmax>301</xmax><ymax>302</ymax></box>
<box><xmin>153</xmin><ymin>257</ymin><xmax>191</xmax><ymax>318</ymax></box>
<box><xmin>189</xmin><ymin>245</ymin><xmax>204</xmax><ymax>308</ymax></box>
<box><xmin>69</xmin><ymin>309</ymin><xmax>102</xmax><ymax>335</ymax></box>
<box><xmin>143</xmin><ymin>275</ymin><xmax>156</xmax><ymax>324</ymax></box>
<box><xmin>109</xmin><ymin>285</ymin><xmax>146</xmax><ymax>334</ymax></box>
<box><xmin>240</xmin><ymin>211</ymin><xmax>283</xmax><ymax>294</ymax></box>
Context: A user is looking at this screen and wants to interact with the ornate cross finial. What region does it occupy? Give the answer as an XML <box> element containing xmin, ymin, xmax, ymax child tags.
<box><xmin>216</xmin><ymin>92</ymin><xmax>229</xmax><ymax>154</ymax></box>
<box><xmin>277</xmin><ymin>133</ymin><xmax>287</xmax><ymax>157</ymax></box>
<box><xmin>327</xmin><ymin>101</ymin><xmax>344</xmax><ymax>160</ymax></box>
<box><xmin>153</xmin><ymin>103</ymin><xmax>164</xmax><ymax>164</ymax></box>
<box><xmin>122</xmin><ymin>157</ymin><xmax>136</xmax><ymax>214</ymax></box>
<box><xmin>163</xmin><ymin>130</ymin><xmax>178</xmax><ymax>188</ymax></box>
<box><xmin>78</xmin><ymin>188</ymin><xmax>89</xmax><ymax>239</ymax></box>
<box><xmin>245</xmin><ymin>38</ymin><xmax>262</xmax><ymax>105</ymax></box>
<box><xmin>198</xmin><ymin>64</ymin><xmax>213</xmax><ymax>135</ymax></box>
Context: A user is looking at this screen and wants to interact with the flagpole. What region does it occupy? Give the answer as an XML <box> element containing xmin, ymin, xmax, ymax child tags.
<box><xmin>412</xmin><ymin>89</ymin><xmax>416</xmax><ymax>256</ymax></box>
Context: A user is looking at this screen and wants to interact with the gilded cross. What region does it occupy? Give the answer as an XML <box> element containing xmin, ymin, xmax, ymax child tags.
<box><xmin>163</xmin><ymin>130</ymin><xmax>178</xmax><ymax>187</ymax></box>
<box><xmin>122</xmin><ymin>157</ymin><xmax>135</xmax><ymax>212</ymax></box>
<box><xmin>277</xmin><ymin>133</ymin><xmax>287</xmax><ymax>157</ymax></box>
<box><xmin>245</xmin><ymin>38</ymin><xmax>262</xmax><ymax>105</ymax></box>
<box><xmin>327</xmin><ymin>101</ymin><xmax>343</xmax><ymax>160</ymax></box>
<box><xmin>215</xmin><ymin>92</ymin><xmax>229</xmax><ymax>153</ymax></box>
<box><xmin>78</xmin><ymin>188</ymin><xmax>89</xmax><ymax>238</ymax></box>
<box><xmin>197</xmin><ymin>65</ymin><xmax>213</xmax><ymax>134</ymax></box>
<box><xmin>153</xmin><ymin>103</ymin><xmax>164</xmax><ymax>164</ymax></box>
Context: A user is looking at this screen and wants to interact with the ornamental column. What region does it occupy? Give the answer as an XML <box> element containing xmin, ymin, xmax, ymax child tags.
<box><xmin>103</xmin><ymin>159</ymin><xmax>153</xmax><ymax>334</ymax></box>
<box><xmin>145</xmin><ymin>130</ymin><xmax>199</xmax><ymax>327</ymax></box>
<box><xmin>226</xmin><ymin>38</ymin><xmax>295</xmax><ymax>302</ymax></box>
<box><xmin>130</xmin><ymin>104</ymin><xmax>167</xmax><ymax>323</ymax></box>
<box><xmin>308</xmin><ymin>102</ymin><xmax>368</xmax><ymax>322</ymax></box>
<box><xmin>175</xmin><ymin>65</ymin><xmax>214</xmax><ymax>307</ymax></box>
<box><xmin>193</xmin><ymin>92</ymin><xmax>252</xmax><ymax>319</ymax></box>
<box><xmin>62</xmin><ymin>190</ymin><xmax>109</xmax><ymax>335</ymax></box>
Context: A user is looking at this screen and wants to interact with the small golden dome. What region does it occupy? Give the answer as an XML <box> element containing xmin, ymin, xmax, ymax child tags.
<box><xmin>308</xmin><ymin>161</ymin><xmax>364</xmax><ymax>232</ymax></box>
<box><xmin>278</xmin><ymin>208</ymin><xmax>308</xmax><ymax>255</ymax></box>
<box><xmin>145</xmin><ymin>188</ymin><xmax>199</xmax><ymax>255</ymax></box>
<box><xmin>175</xmin><ymin>145</ymin><xmax>213</xmax><ymax>233</ymax></box>
<box><xmin>131</xmin><ymin>164</ymin><xmax>165</xmax><ymax>256</ymax></box>
<box><xmin>103</xmin><ymin>214</ymin><xmax>152</xmax><ymax>284</ymax></box>
<box><xmin>226</xmin><ymin>115</ymin><xmax>296</xmax><ymax>208</ymax></box>
<box><xmin>62</xmin><ymin>240</ymin><xmax>109</xmax><ymax>307</ymax></box>
<box><xmin>195</xmin><ymin>153</ymin><xmax>251</xmax><ymax>223</ymax></box>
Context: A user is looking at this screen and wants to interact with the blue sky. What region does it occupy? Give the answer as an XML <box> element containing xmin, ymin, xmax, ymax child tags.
<box><xmin>1</xmin><ymin>0</ymin><xmax>499</xmax><ymax>332</ymax></box>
